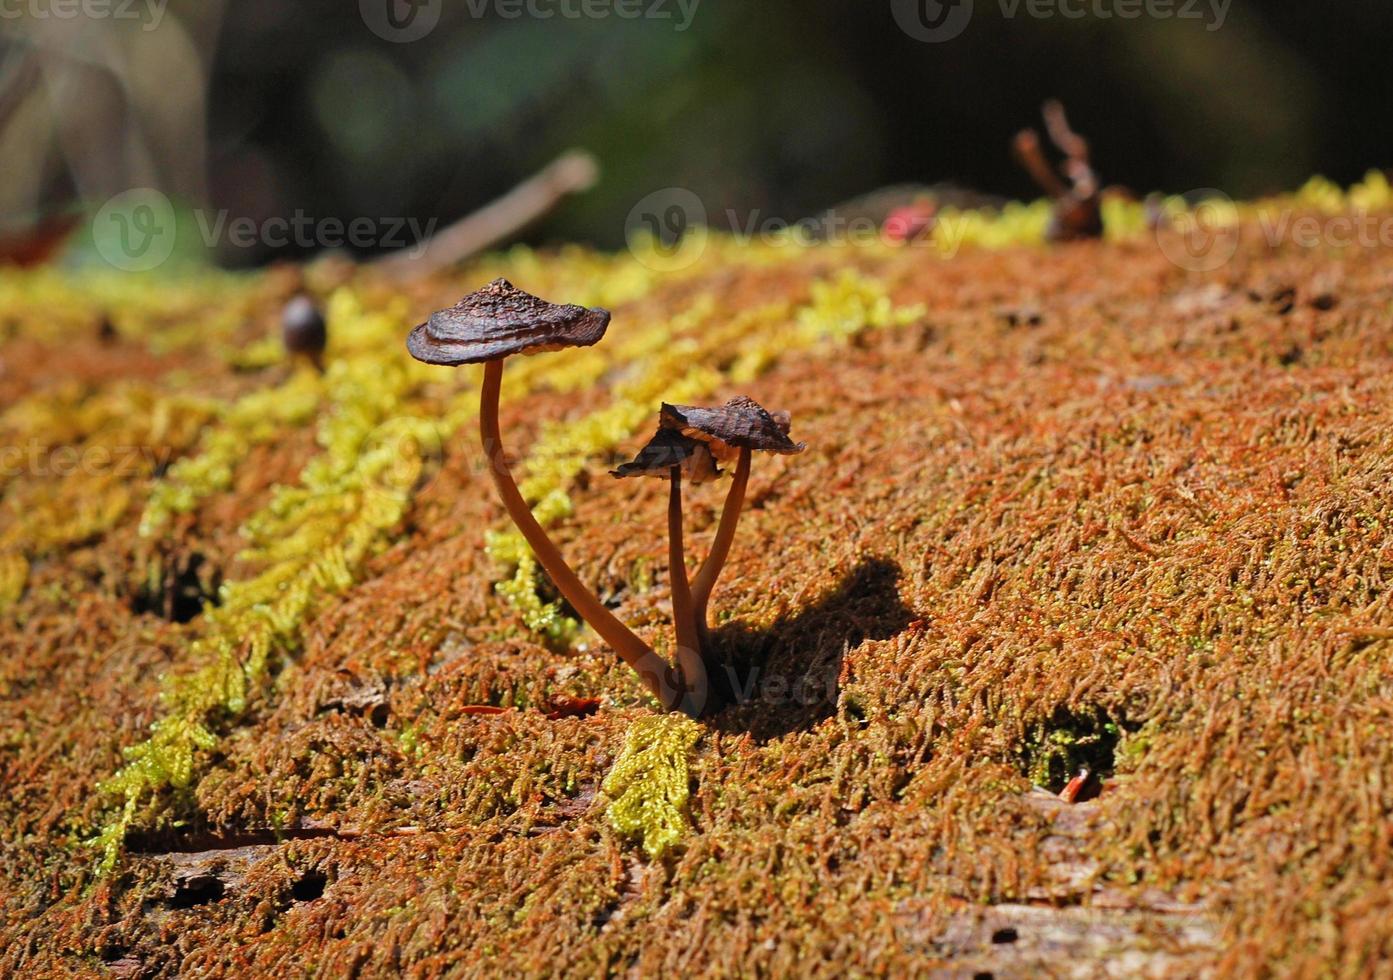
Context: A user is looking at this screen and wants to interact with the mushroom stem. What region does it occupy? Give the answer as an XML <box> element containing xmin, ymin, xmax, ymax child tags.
<box><xmin>667</xmin><ymin>467</ymin><xmax>707</xmax><ymax>715</ymax></box>
<box><xmin>690</xmin><ymin>446</ymin><xmax>752</xmax><ymax>652</ymax></box>
<box><xmin>479</xmin><ymin>359</ymin><xmax>680</xmax><ymax>711</ymax></box>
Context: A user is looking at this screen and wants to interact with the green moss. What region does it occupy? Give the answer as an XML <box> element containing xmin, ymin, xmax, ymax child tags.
<box><xmin>140</xmin><ymin>368</ymin><xmax>323</xmax><ymax>535</ymax></box>
<box><xmin>94</xmin><ymin>295</ymin><xmax>445</xmax><ymax>871</ymax></box>
<box><xmin>602</xmin><ymin>715</ymin><xmax>701</xmax><ymax>858</ymax></box>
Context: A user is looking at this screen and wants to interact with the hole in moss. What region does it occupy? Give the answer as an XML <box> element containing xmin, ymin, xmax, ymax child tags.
<box><xmin>367</xmin><ymin>703</ymin><xmax>389</xmax><ymax>728</ymax></box>
<box><xmin>990</xmin><ymin>927</ymin><xmax>1019</xmax><ymax>945</ymax></box>
<box><xmin>291</xmin><ymin>870</ymin><xmax>327</xmax><ymax>903</ymax></box>
<box><xmin>534</xmin><ymin>567</ymin><xmax>585</xmax><ymax>619</ymax></box>
<box><xmin>170</xmin><ymin>874</ymin><xmax>224</xmax><ymax>908</ymax></box>
<box><xmin>132</xmin><ymin>553</ymin><xmax>221</xmax><ymax>624</ymax></box>
<box><xmin>1018</xmin><ymin>705</ymin><xmax>1134</xmax><ymax>793</ymax></box>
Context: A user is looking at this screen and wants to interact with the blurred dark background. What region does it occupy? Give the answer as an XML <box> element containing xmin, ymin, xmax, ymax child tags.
<box><xmin>2</xmin><ymin>0</ymin><xmax>1389</xmax><ymax>266</ymax></box>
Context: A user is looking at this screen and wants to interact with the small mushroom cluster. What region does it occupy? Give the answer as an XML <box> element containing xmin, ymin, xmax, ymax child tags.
<box><xmin>612</xmin><ymin>396</ymin><xmax>804</xmax><ymax>710</ymax></box>
<box><xmin>407</xmin><ymin>279</ymin><xmax>804</xmax><ymax>717</ymax></box>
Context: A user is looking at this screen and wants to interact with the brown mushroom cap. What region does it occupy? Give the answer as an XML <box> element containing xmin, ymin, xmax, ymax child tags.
<box><xmin>611</xmin><ymin>428</ymin><xmax>720</xmax><ymax>484</ymax></box>
<box><xmin>406</xmin><ymin>278</ymin><xmax>610</xmax><ymax>366</ymax></box>
<box><xmin>659</xmin><ymin>395</ymin><xmax>805</xmax><ymax>461</ymax></box>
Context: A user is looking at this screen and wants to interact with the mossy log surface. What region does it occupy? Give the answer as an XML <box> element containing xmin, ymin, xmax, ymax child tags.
<box><xmin>3</xmin><ymin>182</ymin><xmax>1393</xmax><ymax>976</ymax></box>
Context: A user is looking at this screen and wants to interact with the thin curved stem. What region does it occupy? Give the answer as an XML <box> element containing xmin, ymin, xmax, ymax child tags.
<box><xmin>668</xmin><ymin>468</ymin><xmax>707</xmax><ymax>713</ymax></box>
<box><xmin>690</xmin><ymin>447</ymin><xmax>751</xmax><ymax>651</ymax></box>
<box><xmin>479</xmin><ymin>359</ymin><xmax>679</xmax><ymax>710</ymax></box>
<box><xmin>1013</xmin><ymin>129</ymin><xmax>1069</xmax><ymax>200</ymax></box>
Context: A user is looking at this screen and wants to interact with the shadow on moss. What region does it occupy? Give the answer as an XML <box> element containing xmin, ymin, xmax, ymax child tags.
<box><xmin>704</xmin><ymin>557</ymin><xmax>913</xmax><ymax>741</ymax></box>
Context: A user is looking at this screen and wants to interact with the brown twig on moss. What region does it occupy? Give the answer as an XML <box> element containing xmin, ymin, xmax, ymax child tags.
<box><xmin>1014</xmin><ymin>99</ymin><xmax>1103</xmax><ymax>242</ymax></box>
<box><xmin>376</xmin><ymin>151</ymin><xmax>599</xmax><ymax>279</ymax></box>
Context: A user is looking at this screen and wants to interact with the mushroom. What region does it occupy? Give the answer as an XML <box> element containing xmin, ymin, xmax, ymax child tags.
<box><xmin>611</xmin><ymin>428</ymin><xmax>720</xmax><ymax>708</ymax></box>
<box><xmin>1012</xmin><ymin>99</ymin><xmax>1103</xmax><ymax>242</ymax></box>
<box><xmin>610</xmin><ymin>427</ymin><xmax>720</xmax><ymax>484</ymax></box>
<box><xmin>282</xmin><ymin>294</ymin><xmax>327</xmax><ymax>370</ymax></box>
<box><xmin>658</xmin><ymin>396</ymin><xmax>804</xmax><ymax>658</ymax></box>
<box><xmin>406</xmin><ymin>278</ymin><xmax>680</xmax><ymax>711</ymax></box>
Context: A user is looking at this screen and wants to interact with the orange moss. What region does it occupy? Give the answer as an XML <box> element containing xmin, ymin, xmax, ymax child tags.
<box><xmin>4</xmin><ymin>199</ymin><xmax>1393</xmax><ymax>974</ymax></box>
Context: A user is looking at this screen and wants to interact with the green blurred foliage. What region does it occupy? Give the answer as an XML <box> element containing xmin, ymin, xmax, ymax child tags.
<box><xmin>4</xmin><ymin>0</ymin><xmax>1392</xmax><ymax>264</ymax></box>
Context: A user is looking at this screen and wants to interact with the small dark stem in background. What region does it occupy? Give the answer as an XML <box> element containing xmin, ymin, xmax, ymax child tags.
<box><xmin>1013</xmin><ymin>130</ymin><xmax>1069</xmax><ymax>199</ymax></box>
<box><xmin>1042</xmin><ymin>98</ymin><xmax>1097</xmax><ymax>194</ymax></box>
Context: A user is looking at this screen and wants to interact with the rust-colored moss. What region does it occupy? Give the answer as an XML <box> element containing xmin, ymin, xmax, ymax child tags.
<box><xmin>4</xmin><ymin>185</ymin><xmax>1393</xmax><ymax>975</ymax></box>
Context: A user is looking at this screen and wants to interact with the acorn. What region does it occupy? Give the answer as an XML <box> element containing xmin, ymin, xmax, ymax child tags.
<box><xmin>281</xmin><ymin>295</ymin><xmax>327</xmax><ymax>370</ymax></box>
